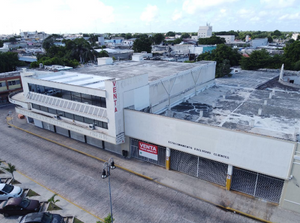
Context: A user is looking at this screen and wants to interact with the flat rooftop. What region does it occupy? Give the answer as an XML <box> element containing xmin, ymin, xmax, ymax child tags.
<box><xmin>161</xmin><ymin>70</ymin><xmax>300</xmax><ymax>141</ymax></box>
<box><xmin>73</xmin><ymin>60</ymin><xmax>213</xmax><ymax>82</ymax></box>
<box><xmin>30</xmin><ymin>61</ymin><xmax>212</xmax><ymax>89</ymax></box>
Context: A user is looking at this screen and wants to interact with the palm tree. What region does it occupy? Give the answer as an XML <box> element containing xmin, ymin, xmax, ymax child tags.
<box><xmin>2</xmin><ymin>163</ymin><xmax>16</xmax><ymax>184</ymax></box>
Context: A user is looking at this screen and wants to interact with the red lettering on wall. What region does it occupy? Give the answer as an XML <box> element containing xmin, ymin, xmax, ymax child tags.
<box><xmin>113</xmin><ymin>93</ymin><xmax>117</xmax><ymax>100</ymax></box>
<box><xmin>113</xmin><ymin>87</ymin><xmax>116</xmax><ymax>93</ymax></box>
<box><xmin>115</xmin><ymin>107</ymin><xmax>118</xmax><ymax>112</ymax></box>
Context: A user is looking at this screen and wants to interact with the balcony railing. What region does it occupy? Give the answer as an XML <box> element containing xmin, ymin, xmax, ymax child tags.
<box><xmin>26</xmin><ymin>92</ymin><xmax>108</xmax><ymax>120</ymax></box>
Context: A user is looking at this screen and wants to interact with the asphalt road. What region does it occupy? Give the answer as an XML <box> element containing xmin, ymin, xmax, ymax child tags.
<box><xmin>0</xmin><ymin>104</ymin><xmax>257</xmax><ymax>223</ymax></box>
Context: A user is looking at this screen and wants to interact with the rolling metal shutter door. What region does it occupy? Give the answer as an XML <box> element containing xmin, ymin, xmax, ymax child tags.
<box><xmin>130</xmin><ymin>138</ymin><xmax>166</xmax><ymax>167</ymax></box>
<box><xmin>170</xmin><ymin>150</ymin><xmax>227</xmax><ymax>186</ymax></box>
<box><xmin>231</xmin><ymin>167</ymin><xmax>284</xmax><ymax>203</ymax></box>
<box><xmin>42</xmin><ymin>122</ymin><xmax>55</xmax><ymax>132</ymax></box>
<box><xmin>86</xmin><ymin>136</ymin><xmax>103</xmax><ymax>149</ymax></box>
<box><xmin>56</xmin><ymin>126</ymin><xmax>69</xmax><ymax>137</ymax></box>
<box><xmin>70</xmin><ymin>131</ymin><xmax>85</xmax><ymax>142</ymax></box>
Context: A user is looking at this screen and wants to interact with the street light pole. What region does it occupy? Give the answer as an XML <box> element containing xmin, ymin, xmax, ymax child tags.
<box><xmin>101</xmin><ymin>158</ymin><xmax>116</xmax><ymax>223</ymax></box>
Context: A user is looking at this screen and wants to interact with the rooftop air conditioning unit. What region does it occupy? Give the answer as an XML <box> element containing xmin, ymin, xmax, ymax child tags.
<box><xmin>89</xmin><ymin>124</ymin><xmax>95</xmax><ymax>130</ymax></box>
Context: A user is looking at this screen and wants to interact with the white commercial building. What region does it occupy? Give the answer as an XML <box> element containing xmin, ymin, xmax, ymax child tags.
<box><xmin>198</xmin><ymin>23</ymin><xmax>212</xmax><ymax>38</ymax></box>
<box><xmin>216</xmin><ymin>35</ymin><xmax>235</xmax><ymax>43</ymax></box>
<box><xmin>9</xmin><ymin>61</ymin><xmax>300</xmax><ymax>215</ymax></box>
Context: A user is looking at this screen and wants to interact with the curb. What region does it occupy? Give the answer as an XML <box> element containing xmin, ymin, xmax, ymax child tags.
<box><xmin>7</xmin><ymin>119</ymin><xmax>272</xmax><ymax>223</ymax></box>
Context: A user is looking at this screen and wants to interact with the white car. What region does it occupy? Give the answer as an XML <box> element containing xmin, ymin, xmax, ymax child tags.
<box><xmin>0</xmin><ymin>183</ymin><xmax>23</xmax><ymax>201</ymax></box>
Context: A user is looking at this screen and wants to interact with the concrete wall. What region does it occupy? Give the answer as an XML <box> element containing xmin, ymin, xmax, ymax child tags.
<box><xmin>149</xmin><ymin>62</ymin><xmax>216</xmax><ymax>114</ymax></box>
<box><xmin>124</xmin><ymin>109</ymin><xmax>295</xmax><ymax>179</ymax></box>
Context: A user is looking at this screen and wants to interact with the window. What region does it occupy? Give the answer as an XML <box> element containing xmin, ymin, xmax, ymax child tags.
<box><xmin>8</xmin><ymin>80</ymin><xmax>20</xmax><ymax>86</ymax></box>
<box><xmin>48</xmin><ymin>108</ymin><xmax>57</xmax><ymax>114</ymax></box>
<box><xmin>32</xmin><ymin>104</ymin><xmax>40</xmax><ymax>110</ymax></box>
<box><xmin>40</xmin><ymin>106</ymin><xmax>48</xmax><ymax>112</ymax></box>
<box><xmin>28</xmin><ymin>84</ymin><xmax>107</xmax><ymax>108</ymax></box>
<box><xmin>0</xmin><ymin>82</ymin><xmax>6</xmax><ymax>87</ymax></box>
<box><xmin>64</xmin><ymin>112</ymin><xmax>73</xmax><ymax>119</ymax></box>
<box><xmin>74</xmin><ymin>115</ymin><xmax>84</xmax><ymax>122</ymax></box>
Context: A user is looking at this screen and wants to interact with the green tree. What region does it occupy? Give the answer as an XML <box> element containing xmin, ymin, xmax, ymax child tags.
<box><xmin>198</xmin><ymin>36</ymin><xmax>226</xmax><ymax>45</ymax></box>
<box><xmin>125</xmin><ymin>33</ymin><xmax>132</xmax><ymax>39</ymax></box>
<box><xmin>216</xmin><ymin>59</ymin><xmax>231</xmax><ymax>78</ymax></box>
<box><xmin>166</xmin><ymin>31</ymin><xmax>175</xmax><ymax>37</ymax></box>
<box><xmin>267</xmin><ymin>36</ymin><xmax>273</xmax><ymax>43</ymax></box>
<box><xmin>240</xmin><ymin>49</ymin><xmax>271</xmax><ymax>70</ymax></box>
<box><xmin>181</xmin><ymin>33</ymin><xmax>191</xmax><ymax>39</ymax></box>
<box><xmin>173</xmin><ymin>38</ymin><xmax>182</xmax><ymax>44</ymax></box>
<box><xmin>0</xmin><ymin>52</ymin><xmax>21</xmax><ymax>73</ymax></box>
<box><xmin>197</xmin><ymin>44</ymin><xmax>241</xmax><ymax>67</ymax></box>
<box><xmin>132</xmin><ymin>37</ymin><xmax>152</xmax><ymax>53</ymax></box>
<box><xmin>98</xmin><ymin>50</ymin><xmax>109</xmax><ymax>58</ymax></box>
<box><xmin>272</xmin><ymin>30</ymin><xmax>282</xmax><ymax>37</ymax></box>
<box><xmin>153</xmin><ymin>33</ymin><xmax>164</xmax><ymax>44</ymax></box>
<box><xmin>0</xmin><ymin>40</ymin><xmax>3</xmax><ymax>47</ymax></box>
<box><xmin>2</xmin><ymin>163</ymin><xmax>16</xmax><ymax>184</ymax></box>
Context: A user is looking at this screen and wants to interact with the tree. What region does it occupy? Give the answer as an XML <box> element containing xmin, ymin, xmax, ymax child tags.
<box><xmin>0</xmin><ymin>40</ymin><xmax>3</xmax><ymax>48</ymax></box>
<box><xmin>216</xmin><ymin>59</ymin><xmax>231</xmax><ymax>78</ymax></box>
<box><xmin>240</xmin><ymin>49</ymin><xmax>271</xmax><ymax>70</ymax></box>
<box><xmin>166</xmin><ymin>31</ymin><xmax>175</xmax><ymax>37</ymax></box>
<box><xmin>267</xmin><ymin>36</ymin><xmax>273</xmax><ymax>43</ymax></box>
<box><xmin>181</xmin><ymin>33</ymin><xmax>191</xmax><ymax>39</ymax></box>
<box><xmin>125</xmin><ymin>33</ymin><xmax>132</xmax><ymax>39</ymax></box>
<box><xmin>197</xmin><ymin>44</ymin><xmax>241</xmax><ymax>67</ymax></box>
<box><xmin>132</xmin><ymin>37</ymin><xmax>152</xmax><ymax>53</ymax></box>
<box><xmin>272</xmin><ymin>30</ymin><xmax>282</xmax><ymax>37</ymax></box>
<box><xmin>8</xmin><ymin>37</ymin><xmax>17</xmax><ymax>43</ymax></box>
<box><xmin>153</xmin><ymin>33</ymin><xmax>164</xmax><ymax>44</ymax></box>
<box><xmin>98</xmin><ymin>50</ymin><xmax>109</xmax><ymax>58</ymax></box>
<box><xmin>0</xmin><ymin>52</ymin><xmax>21</xmax><ymax>73</ymax></box>
<box><xmin>2</xmin><ymin>163</ymin><xmax>16</xmax><ymax>184</ymax></box>
<box><xmin>198</xmin><ymin>36</ymin><xmax>226</xmax><ymax>45</ymax></box>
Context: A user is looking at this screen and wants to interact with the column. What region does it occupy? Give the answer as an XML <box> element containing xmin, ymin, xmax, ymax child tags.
<box><xmin>166</xmin><ymin>147</ymin><xmax>170</xmax><ymax>170</ymax></box>
<box><xmin>226</xmin><ymin>165</ymin><xmax>233</xmax><ymax>191</ymax></box>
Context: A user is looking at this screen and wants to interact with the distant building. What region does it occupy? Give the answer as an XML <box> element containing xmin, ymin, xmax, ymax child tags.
<box><xmin>216</xmin><ymin>35</ymin><xmax>235</xmax><ymax>43</ymax></box>
<box><xmin>251</xmin><ymin>38</ymin><xmax>268</xmax><ymax>48</ymax></box>
<box><xmin>291</xmin><ymin>33</ymin><xmax>299</xmax><ymax>41</ymax></box>
<box><xmin>198</xmin><ymin>23</ymin><xmax>212</xmax><ymax>38</ymax></box>
<box><xmin>0</xmin><ymin>71</ymin><xmax>22</xmax><ymax>103</ymax></box>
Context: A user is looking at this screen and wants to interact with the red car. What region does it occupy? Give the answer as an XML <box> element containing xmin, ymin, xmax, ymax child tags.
<box><xmin>0</xmin><ymin>197</ymin><xmax>40</xmax><ymax>217</ymax></box>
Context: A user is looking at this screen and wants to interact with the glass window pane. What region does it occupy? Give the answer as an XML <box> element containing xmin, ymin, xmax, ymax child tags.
<box><xmin>65</xmin><ymin>112</ymin><xmax>73</xmax><ymax>119</ymax></box>
<box><xmin>84</xmin><ymin>117</ymin><xmax>94</xmax><ymax>124</ymax></box>
<box><xmin>74</xmin><ymin>115</ymin><xmax>84</xmax><ymax>122</ymax></box>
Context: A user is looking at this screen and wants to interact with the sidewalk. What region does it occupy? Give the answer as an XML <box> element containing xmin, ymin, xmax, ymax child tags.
<box><xmin>0</xmin><ymin>171</ymin><xmax>101</xmax><ymax>223</ymax></box>
<box><xmin>8</xmin><ymin>111</ymin><xmax>300</xmax><ymax>223</ymax></box>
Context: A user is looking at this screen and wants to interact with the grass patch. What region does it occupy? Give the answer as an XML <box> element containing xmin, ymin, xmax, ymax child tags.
<box><xmin>74</xmin><ymin>218</ymin><xmax>84</xmax><ymax>223</ymax></box>
<box><xmin>12</xmin><ymin>180</ymin><xmax>21</xmax><ymax>185</ymax></box>
<box><xmin>47</xmin><ymin>203</ymin><xmax>62</xmax><ymax>211</ymax></box>
<box><xmin>27</xmin><ymin>189</ymin><xmax>40</xmax><ymax>197</ymax></box>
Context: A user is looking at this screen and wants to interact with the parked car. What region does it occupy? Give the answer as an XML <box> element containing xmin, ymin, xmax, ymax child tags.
<box><xmin>0</xmin><ymin>183</ymin><xmax>23</xmax><ymax>201</ymax></box>
<box><xmin>19</xmin><ymin>212</ymin><xmax>65</xmax><ymax>223</ymax></box>
<box><xmin>0</xmin><ymin>197</ymin><xmax>40</xmax><ymax>217</ymax></box>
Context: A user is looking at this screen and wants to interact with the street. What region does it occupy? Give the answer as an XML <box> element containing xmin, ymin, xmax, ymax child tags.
<box><xmin>0</xmin><ymin>104</ymin><xmax>257</xmax><ymax>223</ymax></box>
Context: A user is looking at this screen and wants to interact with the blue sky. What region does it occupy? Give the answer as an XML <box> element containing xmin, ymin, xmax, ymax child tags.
<box><xmin>1</xmin><ymin>0</ymin><xmax>299</xmax><ymax>35</ymax></box>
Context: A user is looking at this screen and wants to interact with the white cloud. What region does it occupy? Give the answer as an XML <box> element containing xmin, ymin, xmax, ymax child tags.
<box><xmin>260</xmin><ymin>0</ymin><xmax>296</xmax><ymax>8</ymax></box>
<box><xmin>172</xmin><ymin>10</ymin><xmax>182</xmax><ymax>21</ymax></box>
<box><xmin>140</xmin><ymin>5</ymin><xmax>159</xmax><ymax>22</ymax></box>
<box><xmin>279</xmin><ymin>13</ymin><xmax>300</xmax><ymax>20</ymax></box>
<box><xmin>0</xmin><ymin>0</ymin><xmax>115</xmax><ymax>34</ymax></box>
<box><xmin>182</xmin><ymin>0</ymin><xmax>238</xmax><ymax>14</ymax></box>
<box><xmin>220</xmin><ymin>9</ymin><xmax>227</xmax><ymax>14</ymax></box>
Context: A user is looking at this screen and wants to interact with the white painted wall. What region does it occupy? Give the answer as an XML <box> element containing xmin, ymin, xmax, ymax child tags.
<box><xmin>149</xmin><ymin>62</ymin><xmax>216</xmax><ymax>113</ymax></box>
<box><xmin>124</xmin><ymin>109</ymin><xmax>295</xmax><ymax>179</ymax></box>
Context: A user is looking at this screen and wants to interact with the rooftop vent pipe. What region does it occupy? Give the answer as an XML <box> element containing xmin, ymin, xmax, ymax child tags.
<box><xmin>258</xmin><ymin>108</ymin><xmax>262</xmax><ymax>116</ymax></box>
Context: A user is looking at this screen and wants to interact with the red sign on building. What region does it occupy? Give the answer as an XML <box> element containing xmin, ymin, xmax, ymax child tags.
<box><xmin>138</xmin><ymin>141</ymin><xmax>158</xmax><ymax>161</ymax></box>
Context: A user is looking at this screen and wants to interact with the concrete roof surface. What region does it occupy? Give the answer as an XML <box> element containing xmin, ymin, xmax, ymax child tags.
<box><xmin>162</xmin><ymin>70</ymin><xmax>300</xmax><ymax>141</ymax></box>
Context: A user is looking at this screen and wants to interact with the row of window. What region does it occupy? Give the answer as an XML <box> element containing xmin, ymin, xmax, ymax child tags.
<box><xmin>0</xmin><ymin>80</ymin><xmax>21</xmax><ymax>87</ymax></box>
<box><xmin>28</xmin><ymin>84</ymin><xmax>106</xmax><ymax>108</ymax></box>
<box><xmin>8</xmin><ymin>80</ymin><xmax>21</xmax><ymax>86</ymax></box>
<box><xmin>31</xmin><ymin>103</ymin><xmax>108</xmax><ymax>129</ymax></box>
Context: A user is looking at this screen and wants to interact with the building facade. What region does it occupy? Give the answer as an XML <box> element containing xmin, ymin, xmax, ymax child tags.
<box><xmin>198</xmin><ymin>23</ymin><xmax>212</xmax><ymax>38</ymax></box>
<box><xmin>9</xmin><ymin>61</ymin><xmax>300</xmax><ymax>214</ymax></box>
<box><xmin>0</xmin><ymin>71</ymin><xmax>23</xmax><ymax>103</ymax></box>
